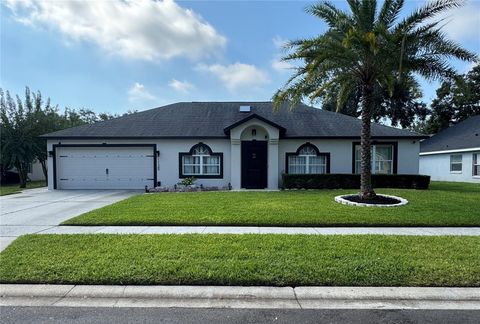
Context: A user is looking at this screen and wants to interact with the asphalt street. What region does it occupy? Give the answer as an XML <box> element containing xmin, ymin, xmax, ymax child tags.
<box><xmin>1</xmin><ymin>307</ymin><xmax>479</xmax><ymax>324</ymax></box>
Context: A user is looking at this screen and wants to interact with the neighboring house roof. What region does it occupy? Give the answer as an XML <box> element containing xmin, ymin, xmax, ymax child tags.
<box><xmin>42</xmin><ymin>102</ymin><xmax>425</xmax><ymax>139</ymax></box>
<box><xmin>420</xmin><ymin>115</ymin><xmax>480</xmax><ymax>153</ymax></box>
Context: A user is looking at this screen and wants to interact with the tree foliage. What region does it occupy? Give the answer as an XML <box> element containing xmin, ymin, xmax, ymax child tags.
<box><xmin>414</xmin><ymin>63</ymin><xmax>480</xmax><ymax>134</ymax></box>
<box><xmin>0</xmin><ymin>88</ymin><xmax>39</xmax><ymax>187</ymax></box>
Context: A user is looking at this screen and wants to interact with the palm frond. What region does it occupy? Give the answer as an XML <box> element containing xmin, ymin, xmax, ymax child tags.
<box><xmin>378</xmin><ymin>0</ymin><xmax>404</xmax><ymax>28</ymax></box>
<box><xmin>346</xmin><ymin>0</ymin><xmax>361</xmax><ymax>22</ymax></box>
<box><xmin>336</xmin><ymin>78</ymin><xmax>357</xmax><ymax>111</ymax></box>
<box><xmin>415</xmin><ymin>29</ymin><xmax>478</xmax><ymax>62</ymax></box>
<box><xmin>397</xmin><ymin>0</ymin><xmax>464</xmax><ymax>31</ymax></box>
<box><xmin>409</xmin><ymin>57</ymin><xmax>457</xmax><ymax>81</ymax></box>
<box><xmin>307</xmin><ymin>2</ymin><xmax>351</xmax><ymax>30</ymax></box>
<box><xmin>360</xmin><ymin>0</ymin><xmax>377</xmax><ymax>30</ymax></box>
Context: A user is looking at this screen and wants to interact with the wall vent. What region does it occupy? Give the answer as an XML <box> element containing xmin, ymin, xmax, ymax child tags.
<box><xmin>239</xmin><ymin>105</ymin><xmax>251</xmax><ymax>112</ymax></box>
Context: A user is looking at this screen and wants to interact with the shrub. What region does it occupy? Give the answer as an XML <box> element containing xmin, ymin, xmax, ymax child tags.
<box><xmin>178</xmin><ymin>177</ymin><xmax>196</xmax><ymax>186</ymax></box>
<box><xmin>282</xmin><ymin>174</ymin><xmax>430</xmax><ymax>190</ymax></box>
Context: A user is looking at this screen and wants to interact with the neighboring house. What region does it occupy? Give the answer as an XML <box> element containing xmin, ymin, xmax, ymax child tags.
<box><xmin>41</xmin><ymin>102</ymin><xmax>425</xmax><ymax>190</ymax></box>
<box><xmin>9</xmin><ymin>160</ymin><xmax>45</xmax><ymax>182</ymax></box>
<box><xmin>27</xmin><ymin>161</ymin><xmax>45</xmax><ymax>181</ymax></box>
<box><xmin>419</xmin><ymin>115</ymin><xmax>480</xmax><ymax>183</ymax></box>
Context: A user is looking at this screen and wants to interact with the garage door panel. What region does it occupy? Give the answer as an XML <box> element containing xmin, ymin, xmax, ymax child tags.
<box><xmin>56</xmin><ymin>147</ymin><xmax>155</xmax><ymax>189</ymax></box>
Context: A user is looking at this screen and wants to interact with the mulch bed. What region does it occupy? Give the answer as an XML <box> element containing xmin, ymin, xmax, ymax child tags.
<box><xmin>342</xmin><ymin>194</ymin><xmax>401</xmax><ymax>205</ymax></box>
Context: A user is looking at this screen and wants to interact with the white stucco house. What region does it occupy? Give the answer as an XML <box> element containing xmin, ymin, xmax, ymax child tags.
<box><xmin>41</xmin><ymin>102</ymin><xmax>425</xmax><ymax>190</ymax></box>
<box><xmin>8</xmin><ymin>160</ymin><xmax>45</xmax><ymax>182</ymax></box>
<box><xmin>419</xmin><ymin>115</ymin><xmax>480</xmax><ymax>183</ymax></box>
<box><xmin>27</xmin><ymin>161</ymin><xmax>45</xmax><ymax>181</ymax></box>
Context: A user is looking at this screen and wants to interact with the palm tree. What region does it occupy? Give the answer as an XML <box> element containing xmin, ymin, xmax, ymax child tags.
<box><xmin>273</xmin><ymin>0</ymin><xmax>477</xmax><ymax>199</ymax></box>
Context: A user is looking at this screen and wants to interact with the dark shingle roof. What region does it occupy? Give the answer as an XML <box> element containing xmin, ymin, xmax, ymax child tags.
<box><xmin>420</xmin><ymin>115</ymin><xmax>480</xmax><ymax>153</ymax></box>
<box><xmin>42</xmin><ymin>102</ymin><xmax>425</xmax><ymax>139</ymax></box>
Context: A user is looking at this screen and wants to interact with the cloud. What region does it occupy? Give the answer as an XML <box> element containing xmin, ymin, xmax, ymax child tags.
<box><xmin>272</xmin><ymin>35</ymin><xmax>289</xmax><ymax>49</ymax></box>
<box><xmin>271</xmin><ymin>58</ymin><xmax>294</xmax><ymax>72</ymax></box>
<box><xmin>464</xmin><ymin>60</ymin><xmax>478</xmax><ymax>73</ymax></box>
<box><xmin>429</xmin><ymin>1</ymin><xmax>480</xmax><ymax>42</ymax></box>
<box><xmin>271</xmin><ymin>36</ymin><xmax>295</xmax><ymax>72</ymax></box>
<box><xmin>128</xmin><ymin>83</ymin><xmax>156</xmax><ymax>102</ymax></box>
<box><xmin>196</xmin><ymin>63</ymin><xmax>269</xmax><ymax>91</ymax></box>
<box><xmin>4</xmin><ymin>0</ymin><xmax>226</xmax><ymax>61</ymax></box>
<box><xmin>169</xmin><ymin>79</ymin><xmax>195</xmax><ymax>93</ymax></box>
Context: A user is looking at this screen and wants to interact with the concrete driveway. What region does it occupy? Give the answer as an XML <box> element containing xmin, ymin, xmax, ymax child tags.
<box><xmin>0</xmin><ymin>188</ymin><xmax>138</xmax><ymax>251</ymax></box>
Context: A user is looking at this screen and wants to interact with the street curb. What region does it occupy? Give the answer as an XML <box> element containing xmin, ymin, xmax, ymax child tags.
<box><xmin>1</xmin><ymin>285</ymin><xmax>479</xmax><ymax>309</ymax></box>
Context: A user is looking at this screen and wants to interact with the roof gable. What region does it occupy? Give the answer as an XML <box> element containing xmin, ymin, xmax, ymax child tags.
<box><xmin>223</xmin><ymin>113</ymin><xmax>286</xmax><ymax>135</ymax></box>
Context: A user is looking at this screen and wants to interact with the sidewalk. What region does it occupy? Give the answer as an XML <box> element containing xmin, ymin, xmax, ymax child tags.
<box><xmin>1</xmin><ymin>284</ymin><xmax>479</xmax><ymax>309</ymax></box>
<box><xmin>2</xmin><ymin>225</ymin><xmax>479</xmax><ymax>252</ymax></box>
<box><xmin>6</xmin><ymin>225</ymin><xmax>480</xmax><ymax>236</ymax></box>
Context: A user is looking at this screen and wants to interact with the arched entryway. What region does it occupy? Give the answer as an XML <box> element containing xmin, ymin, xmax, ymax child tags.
<box><xmin>227</xmin><ymin>116</ymin><xmax>281</xmax><ymax>190</ymax></box>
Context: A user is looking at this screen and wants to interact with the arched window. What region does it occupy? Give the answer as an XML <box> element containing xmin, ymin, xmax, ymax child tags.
<box><xmin>286</xmin><ymin>143</ymin><xmax>329</xmax><ymax>174</ymax></box>
<box><xmin>179</xmin><ymin>143</ymin><xmax>223</xmax><ymax>178</ymax></box>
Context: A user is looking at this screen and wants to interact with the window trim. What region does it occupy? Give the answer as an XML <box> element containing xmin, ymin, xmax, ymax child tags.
<box><xmin>449</xmin><ymin>154</ymin><xmax>463</xmax><ymax>174</ymax></box>
<box><xmin>178</xmin><ymin>143</ymin><xmax>223</xmax><ymax>179</ymax></box>
<box><xmin>351</xmin><ymin>141</ymin><xmax>398</xmax><ymax>174</ymax></box>
<box><xmin>473</xmin><ymin>153</ymin><xmax>480</xmax><ymax>177</ymax></box>
<box><xmin>285</xmin><ymin>143</ymin><xmax>331</xmax><ymax>174</ymax></box>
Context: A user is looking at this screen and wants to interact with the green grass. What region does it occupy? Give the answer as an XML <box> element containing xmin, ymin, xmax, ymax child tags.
<box><xmin>0</xmin><ymin>180</ymin><xmax>46</xmax><ymax>196</ymax></box>
<box><xmin>0</xmin><ymin>234</ymin><xmax>478</xmax><ymax>286</ymax></box>
<box><xmin>63</xmin><ymin>182</ymin><xmax>480</xmax><ymax>227</ymax></box>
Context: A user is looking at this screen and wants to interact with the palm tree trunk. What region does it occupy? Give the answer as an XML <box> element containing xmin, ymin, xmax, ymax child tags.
<box><xmin>360</xmin><ymin>83</ymin><xmax>376</xmax><ymax>199</ymax></box>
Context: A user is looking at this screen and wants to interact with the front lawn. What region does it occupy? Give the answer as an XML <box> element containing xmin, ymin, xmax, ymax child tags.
<box><xmin>0</xmin><ymin>180</ymin><xmax>46</xmax><ymax>196</ymax></box>
<box><xmin>63</xmin><ymin>182</ymin><xmax>480</xmax><ymax>226</ymax></box>
<box><xmin>1</xmin><ymin>234</ymin><xmax>478</xmax><ymax>286</ymax></box>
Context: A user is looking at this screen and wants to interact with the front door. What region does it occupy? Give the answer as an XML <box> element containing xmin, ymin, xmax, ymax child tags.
<box><xmin>241</xmin><ymin>141</ymin><xmax>268</xmax><ymax>189</ymax></box>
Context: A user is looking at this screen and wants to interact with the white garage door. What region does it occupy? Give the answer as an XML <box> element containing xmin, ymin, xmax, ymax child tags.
<box><xmin>56</xmin><ymin>146</ymin><xmax>155</xmax><ymax>189</ymax></box>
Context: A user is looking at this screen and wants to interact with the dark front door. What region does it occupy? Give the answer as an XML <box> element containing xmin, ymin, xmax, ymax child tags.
<box><xmin>241</xmin><ymin>141</ymin><xmax>268</xmax><ymax>189</ymax></box>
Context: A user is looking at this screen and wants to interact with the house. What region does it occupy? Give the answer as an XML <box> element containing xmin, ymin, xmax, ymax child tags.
<box><xmin>41</xmin><ymin>102</ymin><xmax>425</xmax><ymax>190</ymax></box>
<box><xmin>26</xmin><ymin>161</ymin><xmax>45</xmax><ymax>181</ymax></box>
<box><xmin>419</xmin><ymin>115</ymin><xmax>480</xmax><ymax>183</ymax></box>
<box><xmin>5</xmin><ymin>161</ymin><xmax>45</xmax><ymax>183</ymax></box>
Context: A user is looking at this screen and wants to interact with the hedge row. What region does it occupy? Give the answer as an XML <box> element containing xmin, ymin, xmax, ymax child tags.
<box><xmin>282</xmin><ymin>174</ymin><xmax>430</xmax><ymax>190</ymax></box>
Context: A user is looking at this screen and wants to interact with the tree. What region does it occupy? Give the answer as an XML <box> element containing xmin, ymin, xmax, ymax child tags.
<box><xmin>0</xmin><ymin>88</ymin><xmax>40</xmax><ymax>187</ymax></box>
<box><xmin>61</xmin><ymin>107</ymin><xmax>117</xmax><ymax>127</ymax></box>
<box><xmin>418</xmin><ymin>63</ymin><xmax>480</xmax><ymax>134</ymax></box>
<box><xmin>273</xmin><ymin>0</ymin><xmax>476</xmax><ymax>199</ymax></box>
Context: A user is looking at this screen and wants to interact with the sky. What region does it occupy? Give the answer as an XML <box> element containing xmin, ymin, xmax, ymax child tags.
<box><xmin>1</xmin><ymin>0</ymin><xmax>479</xmax><ymax>116</ymax></box>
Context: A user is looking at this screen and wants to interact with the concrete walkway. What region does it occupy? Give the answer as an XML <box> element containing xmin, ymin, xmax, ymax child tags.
<box><xmin>0</xmin><ymin>188</ymin><xmax>138</xmax><ymax>251</ymax></box>
<box><xmin>1</xmin><ymin>284</ymin><xmax>479</xmax><ymax>309</ymax></box>
<box><xmin>25</xmin><ymin>225</ymin><xmax>480</xmax><ymax>236</ymax></box>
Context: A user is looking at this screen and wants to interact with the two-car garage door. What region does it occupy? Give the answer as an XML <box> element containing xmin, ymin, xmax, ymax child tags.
<box><xmin>56</xmin><ymin>146</ymin><xmax>155</xmax><ymax>189</ymax></box>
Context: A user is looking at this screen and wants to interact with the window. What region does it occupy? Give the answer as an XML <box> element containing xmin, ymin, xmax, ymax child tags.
<box><xmin>472</xmin><ymin>153</ymin><xmax>479</xmax><ymax>176</ymax></box>
<box><xmin>287</xmin><ymin>144</ymin><xmax>329</xmax><ymax>174</ymax></box>
<box><xmin>354</xmin><ymin>144</ymin><xmax>394</xmax><ymax>174</ymax></box>
<box><xmin>179</xmin><ymin>143</ymin><xmax>222</xmax><ymax>178</ymax></box>
<box><xmin>450</xmin><ymin>154</ymin><xmax>462</xmax><ymax>173</ymax></box>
